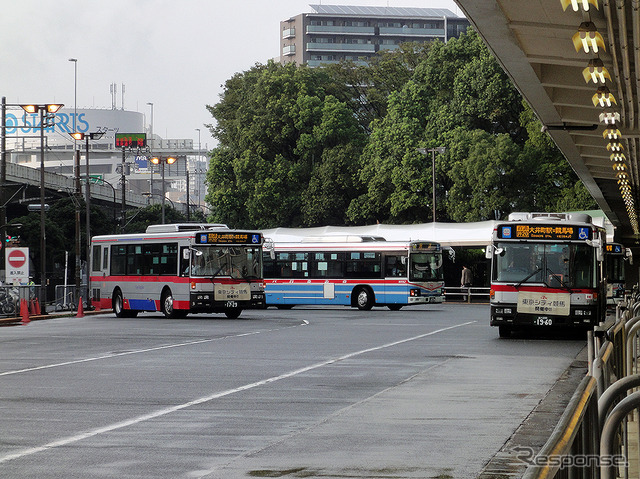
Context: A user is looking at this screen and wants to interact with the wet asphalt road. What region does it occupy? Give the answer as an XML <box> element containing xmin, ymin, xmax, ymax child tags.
<box><xmin>0</xmin><ymin>304</ymin><xmax>586</xmax><ymax>478</ymax></box>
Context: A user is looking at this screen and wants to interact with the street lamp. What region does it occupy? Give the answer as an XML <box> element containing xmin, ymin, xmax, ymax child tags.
<box><xmin>417</xmin><ymin>146</ymin><xmax>446</xmax><ymax>222</ymax></box>
<box><xmin>149</xmin><ymin>156</ymin><xmax>177</xmax><ymax>223</ymax></box>
<box><xmin>143</xmin><ymin>192</ymin><xmax>175</xmax><ymax>209</ymax></box>
<box><xmin>19</xmin><ymin>103</ymin><xmax>64</xmax><ymax>309</ymax></box>
<box><xmin>94</xmin><ymin>178</ymin><xmax>118</xmax><ymax>231</ymax></box>
<box><xmin>69</xmin><ymin>58</ymin><xmax>77</xmax><ymax>133</ymax></box>
<box><xmin>70</xmin><ymin>131</ymin><xmax>104</xmax><ymax>307</ymax></box>
<box><xmin>195</xmin><ymin>128</ymin><xmax>201</xmax><ymax>207</ymax></box>
<box><xmin>147</xmin><ymin>103</ymin><xmax>154</xmax><ymax>198</ymax></box>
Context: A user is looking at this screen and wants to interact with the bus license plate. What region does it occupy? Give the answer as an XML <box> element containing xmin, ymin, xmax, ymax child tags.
<box><xmin>226</xmin><ymin>301</ymin><xmax>238</xmax><ymax>308</ymax></box>
<box><xmin>534</xmin><ymin>316</ymin><xmax>553</xmax><ymax>326</ymax></box>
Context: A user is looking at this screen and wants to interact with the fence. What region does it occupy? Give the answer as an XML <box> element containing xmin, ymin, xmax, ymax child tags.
<box><xmin>522</xmin><ymin>290</ymin><xmax>640</xmax><ymax>479</ymax></box>
<box><xmin>53</xmin><ymin>284</ymin><xmax>88</xmax><ymax>311</ymax></box>
<box><xmin>444</xmin><ymin>286</ymin><xmax>490</xmax><ymax>303</ymax></box>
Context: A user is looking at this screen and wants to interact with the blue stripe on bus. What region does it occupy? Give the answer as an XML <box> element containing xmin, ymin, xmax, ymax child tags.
<box><xmin>127</xmin><ymin>299</ymin><xmax>158</xmax><ymax>311</ymax></box>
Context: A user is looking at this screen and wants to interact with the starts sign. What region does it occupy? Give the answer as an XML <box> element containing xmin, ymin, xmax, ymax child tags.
<box><xmin>5</xmin><ymin>247</ymin><xmax>29</xmax><ymax>285</ymax></box>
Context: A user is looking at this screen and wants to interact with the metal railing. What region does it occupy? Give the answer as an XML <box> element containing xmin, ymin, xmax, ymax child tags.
<box><xmin>53</xmin><ymin>284</ymin><xmax>88</xmax><ymax>311</ymax></box>
<box><xmin>522</xmin><ymin>290</ymin><xmax>640</xmax><ymax>478</ymax></box>
<box><xmin>443</xmin><ymin>286</ymin><xmax>490</xmax><ymax>302</ymax></box>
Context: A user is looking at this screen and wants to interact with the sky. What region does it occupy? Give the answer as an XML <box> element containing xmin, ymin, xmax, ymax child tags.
<box><xmin>1</xmin><ymin>0</ymin><xmax>460</xmax><ymax>150</ymax></box>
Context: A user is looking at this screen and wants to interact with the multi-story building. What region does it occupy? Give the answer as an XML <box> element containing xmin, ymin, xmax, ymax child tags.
<box><xmin>280</xmin><ymin>4</ymin><xmax>469</xmax><ymax>66</ymax></box>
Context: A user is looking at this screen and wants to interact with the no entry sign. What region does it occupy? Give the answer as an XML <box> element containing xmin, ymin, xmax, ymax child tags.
<box><xmin>5</xmin><ymin>247</ymin><xmax>29</xmax><ymax>284</ymax></box>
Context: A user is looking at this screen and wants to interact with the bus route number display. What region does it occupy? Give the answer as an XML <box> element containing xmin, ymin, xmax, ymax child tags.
<box><xmin>498</xmin><ymin>224</ymin><xmax>592</xmax><ymax>241</ymax></box>
<box><xmin>115</xmin><ymin>133</ymin><xmax>147</xmax><ymax>148</ymax></box>
<box><xmin>196</xmin><ymin>232</ymin><xmax>262</xmax><ymax>245</ymax></box>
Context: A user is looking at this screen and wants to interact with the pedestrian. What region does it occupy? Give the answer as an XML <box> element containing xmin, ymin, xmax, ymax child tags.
<box><xmin>461</xmin><ymin>265</ymin><xmax>472</xmax><ymax>301</ymax></box>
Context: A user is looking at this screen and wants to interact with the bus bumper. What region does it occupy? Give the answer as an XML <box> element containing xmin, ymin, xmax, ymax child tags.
<box><xmin>490</xmin><ymin>304</ymin><xmax>598</xmax><ymax>329</ymax></box>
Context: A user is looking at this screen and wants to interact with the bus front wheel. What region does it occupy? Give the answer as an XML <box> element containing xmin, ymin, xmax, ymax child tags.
<box><xmin>498</xmin><ymin>326</ymin><xmax>512</xmax><ymax>338</ymax></box>
<box><xmin>355</xmin><ymin>287</ymin><xmax>374</xmax><ymax>311</ymax></box>
<box><xmin>225</xmin><ymin>307</ymin><xmax>242</xmax><ymax>319</ymax></box>
<box><xmin>161</xmin><ymin>288</ymin><xmax>177</xmax><ymax>318</ymax></box>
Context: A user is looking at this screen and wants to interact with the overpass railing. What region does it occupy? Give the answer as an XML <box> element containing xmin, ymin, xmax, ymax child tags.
<box><xmin>522</xmin><ymin>291</ymin><xmax>640</xmax><ymax>479</ymax></box>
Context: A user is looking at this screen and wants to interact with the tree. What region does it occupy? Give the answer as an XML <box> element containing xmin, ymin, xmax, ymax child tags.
<box><xmin>205</xmin><ymin>61</ymin><xmax>365</xmax><ymax>228</ymax></box>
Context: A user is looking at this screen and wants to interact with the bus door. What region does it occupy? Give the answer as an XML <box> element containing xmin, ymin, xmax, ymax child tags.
<box><xmin>385</xmin><ymin>254</ymin><xmax>407</xmax><ymax>303</ymax></box>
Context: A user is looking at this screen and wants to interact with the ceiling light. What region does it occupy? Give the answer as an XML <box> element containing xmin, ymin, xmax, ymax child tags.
<box><xmin>607</xmin><ymin>142</ymin><xmax>624</xmax><ymax>152</ymax></box>
<box><xmin>600</xmin><ymin>112</ymin><xmax>620</xmax><ymax>124</ymax></box>
<box><xmin>593</xmin><ymin>86</ymin><xmax>616</xmax><ymax>107</ymax></box>
<box><xmin>572</xmin><ymin>22</ymin><xmax>605</xmax><ymax>53</ymax></box>
<box><xmin>560</xmin><ymin>0</ymin><xmax>599</xmax><ymax>11</ymax></box>
<box><xmin>603</xmin><ymin>128</ymin><xmax>622</xmax><ymax>139</ymax></box>
<box><xmin>582</xmin><ymin>59</ymin><xmax>611</xmax><ymax>84</ymax></box>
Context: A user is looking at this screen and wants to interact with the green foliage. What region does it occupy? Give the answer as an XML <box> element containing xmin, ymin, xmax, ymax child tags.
<box><xmin>204</xmin><ymin>29</ymin><xmax>597</xmax><ymax>228</ymax></box>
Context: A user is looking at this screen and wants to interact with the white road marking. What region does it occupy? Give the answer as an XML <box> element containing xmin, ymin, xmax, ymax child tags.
<box><xmin>0</xmin><ymin>321</ymin><xmax>475</xmax><ymax>464</ymax></box>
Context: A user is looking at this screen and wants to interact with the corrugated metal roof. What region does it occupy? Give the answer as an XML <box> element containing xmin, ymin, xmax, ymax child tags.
<box><xmin>308</xmin><ymin>4</ymin><xmax>458</xmax><ymax>18</ymax></box>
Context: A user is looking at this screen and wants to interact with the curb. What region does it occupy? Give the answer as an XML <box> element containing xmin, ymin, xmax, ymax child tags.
<box><xmin>0</xmin><ymin>308</ymin><xmax>113</xmax><ymax>326</ymax></box>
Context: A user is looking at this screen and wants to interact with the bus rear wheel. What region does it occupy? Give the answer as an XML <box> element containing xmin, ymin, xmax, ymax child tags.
<box><xmin>112</xmin><ymin>289</ymin><xmax>137</xmax><ymax>318</ymax></box>
<box><xmin>355</xmin><ymin>287</ymin><xmax>373</xmax><ymax>311</ymax></box>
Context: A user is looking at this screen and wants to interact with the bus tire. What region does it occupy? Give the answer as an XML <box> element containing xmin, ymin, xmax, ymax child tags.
<box><xmin>498</xmin><ymin>326</ymin><xmax>512</xmax><ymax>338</ymax></box>
<box><xmin>355</xmin><ymin>287</ymin><xmax>374</xmax><ymax>311</ymax></box>
<box><xmin>160</xmin><ymin>288</ymin><xmax>177</xmax><ymax>318</ymax></box>
<box><xmin>225</xmin><ymin>307</ymin><xmax>242</xmax><ymax>319</ymax></box>
<box><xmin>113</xmin><ymin>289</ymin><xmax>126</xmax><ymax>318</ymax></box>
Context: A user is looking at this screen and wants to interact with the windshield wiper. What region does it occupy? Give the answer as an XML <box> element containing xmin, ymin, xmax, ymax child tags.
<box><xmin>545</xmin><ymin>267</ymin><xmax>573</xmax><ymax>293</ymax></box>
<box><xmin>515</xmin><ymin>266</ymin><xmax>543</xmax><ymax>289</ymax></box>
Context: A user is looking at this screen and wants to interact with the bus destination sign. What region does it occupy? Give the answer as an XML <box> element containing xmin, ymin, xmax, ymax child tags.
<box><xmin>498</xmin><ymin>224</ymin><xmax>592</xmax><ymax>241</ymax></box>
<box><xmin>195</xmin><ymin>232</ymin><xmax>263</xmax><ymax>245</ymax></box>
<box><xmin>605</xmin><ymin>244</ymin><xmax>623</xmax><ymax>254</ymax></box>
<box><xmin>115</xmin><ymin>133</ymin><xmax>147</xmax><ymax>148</ymax></box>
<box><xmin>411</xmin><ymin>242</ymin><xmax>440</xmax><ymax>252</ymax></box>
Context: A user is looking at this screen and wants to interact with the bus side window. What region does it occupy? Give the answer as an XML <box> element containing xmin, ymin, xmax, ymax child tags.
<box><xmin>103</xmin><ymin>248</ymin><xmax>108</xmax><ymax>272</ymax></box>
<box><xmin>92</xmin><ymin>245</ymin><xmax>102</xmax><ymax>272</ymax></box>
<box><xmin>180</xmin><ymin>247</ymin><xmax>190</xmax><ymax>276</ymax></box>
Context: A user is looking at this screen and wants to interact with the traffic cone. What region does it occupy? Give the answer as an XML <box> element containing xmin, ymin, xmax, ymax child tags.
<box><xmin>29</xmin><ymin>299</ymin><xmax>36</xmax><ymax>315</ymax></box>
<box><xmin>76</xmin><ymin>297</ymin><xmax>84</xmax><ymax>318</ymax></box>
<box><xmin>35</xmin><ymin>298</ymin><xmax>41</xmax><ymax>315</ymax></box>
<box><xmin>20</xmin><ymin>299</ymin><xmax>30</xmax><ymax>324</ymax></box>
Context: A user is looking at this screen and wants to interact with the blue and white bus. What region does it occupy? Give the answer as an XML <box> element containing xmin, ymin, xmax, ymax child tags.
<box><xmin>263</xmin><ymin>236</ymin><xmax>444</xmax><ymax>310</ymax></box>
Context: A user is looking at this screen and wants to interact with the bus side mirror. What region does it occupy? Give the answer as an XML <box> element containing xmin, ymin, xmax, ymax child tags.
<box><xmin>485</xmin><ymin>245</ymin><xmax>493</xmax><ymax>259</ymax></box>
<box><xmin>597</xmin><ymin>248</ymin><xmax>603</xmax><ymax>262</ymax></box>
<box><xmin>183</xmin><ymin>249</ymin><xmax>190</xmax><ymax>260</ymax></box>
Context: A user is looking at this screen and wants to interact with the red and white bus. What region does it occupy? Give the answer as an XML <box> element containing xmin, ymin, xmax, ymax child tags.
<box><xmin>488</xmin><ymin>212</ymin><xmax>606</xmax><ymax>337</ymax></box>
<box><xmin>90</xmin><ymin>224</ymin><xmax>265</xmax><ymax>319</ymax></box>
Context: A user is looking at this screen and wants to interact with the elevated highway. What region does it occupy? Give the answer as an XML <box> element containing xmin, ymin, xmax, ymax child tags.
<box><xmin>5</xmin><ymin>161</ymin><xmax>149</xmax><ymax>210</ymax></box>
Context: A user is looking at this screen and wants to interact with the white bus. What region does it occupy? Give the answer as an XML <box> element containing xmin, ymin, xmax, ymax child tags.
<box><xmin>605</xmin><ymin>242</ymin><xmax>631</xmax><ymax>304</ymax></box>
<box><xmin>263</xmin><ymin>236</ymin><xmax>444</xmax><ymax>310</ymax></box>
<box><xmin>90</xmin><ymin>224</ymin><xmax>265</xmax><ymax>319</ymax></box>
<box><xmin>487</xmin><ymin>212</ymin><xmax>606</xmax><ymax>337</ymax></box>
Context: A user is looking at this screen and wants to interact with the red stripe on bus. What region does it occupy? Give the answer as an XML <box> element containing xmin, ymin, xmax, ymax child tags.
<box><xmin>491</xmin><ymin>284</ymin><xmax>596</xmax><ymax>294</ymax></box>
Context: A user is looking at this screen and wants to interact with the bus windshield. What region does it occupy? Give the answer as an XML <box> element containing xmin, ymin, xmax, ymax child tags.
<box><xmin>606</xmin><ymin>255</ymin><xmax>625</xmax><ymax>282</ymax></box>
<box><xmin>409</xmin><ymin>252</ymin><xmax>443</xmax><ymax>281</ymax></box>
<box><xmin>494</xmin><ymin>242</ymin><xmax>595</xmax><ymax>288</ymax></box>
<box><xmin>190</xmin><ymin>246</ymin><xmax>262</xmax><ymax>279</ymax></box>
